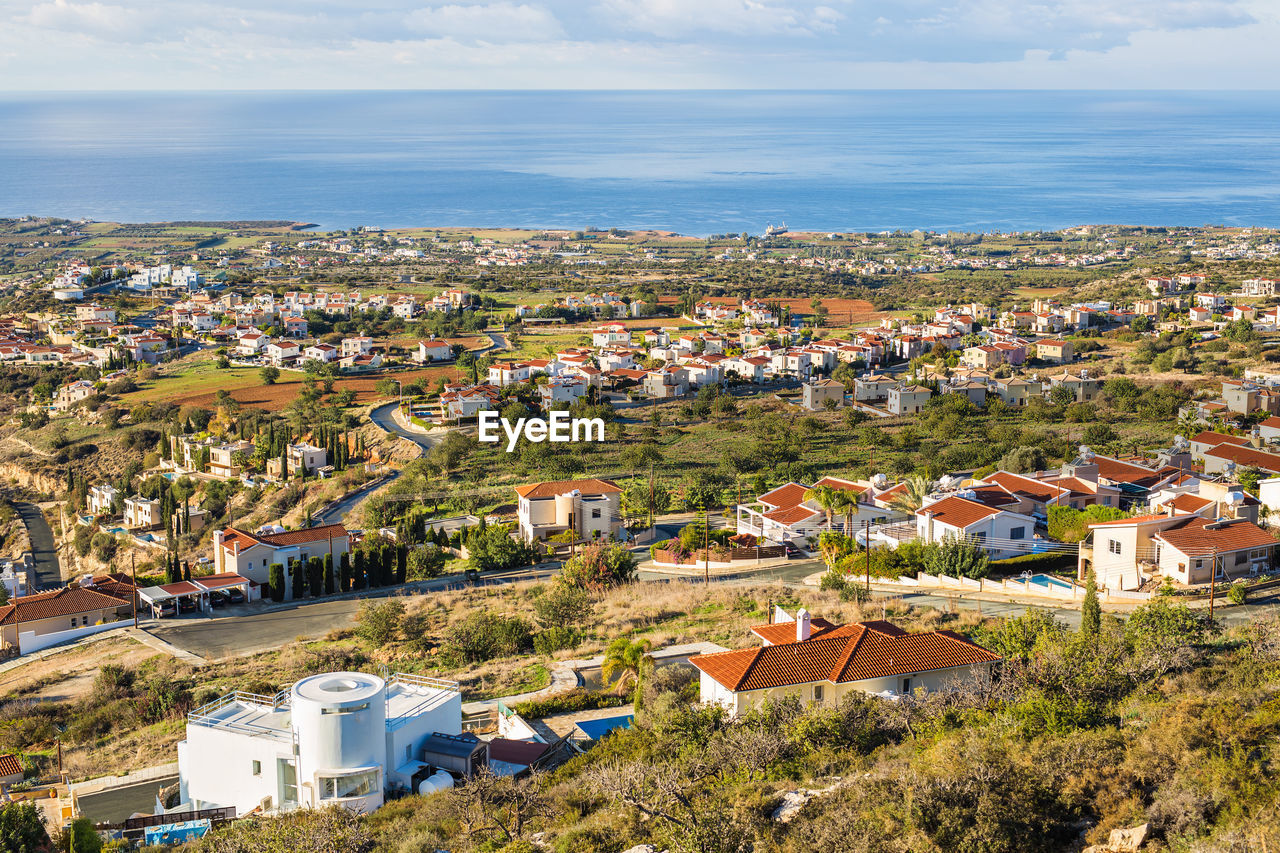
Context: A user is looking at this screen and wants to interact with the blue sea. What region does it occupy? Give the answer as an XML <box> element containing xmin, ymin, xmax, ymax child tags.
<box><xmin>1</xmin><ymin>90</ymin><xmax>1278</xmax><ymax>234</ymax></box>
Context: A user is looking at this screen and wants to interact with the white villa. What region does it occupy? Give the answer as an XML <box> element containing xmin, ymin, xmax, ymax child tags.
<box><xmin>179</xmin><ymin>671</ymin><xmax>463</xmax><ymax>815</ymax></box>
<box><xmin>515</xmin><ymin>478</ymin><xmax>622</xmax><ymax>543</ymax></box>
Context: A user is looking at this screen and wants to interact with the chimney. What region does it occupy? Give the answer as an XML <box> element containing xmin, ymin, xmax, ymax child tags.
<box><xmin>1166</xmin><ymin>503</ymin><xmax>1177</xmax><ymax>518</ymax></box>
<box><xmin>796</xmin><ymin>608</ymin><xmax>812</xmax><ymax>643</ymax></box>
<box><xmin>1252</xmin><ymin>428</ymin><xmax>1263</xmax><ymax>449</ymax></box>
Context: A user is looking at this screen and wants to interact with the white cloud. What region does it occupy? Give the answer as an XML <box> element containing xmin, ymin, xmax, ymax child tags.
<box><xmin>404</xmin><ymin>3</ymin><xmax>564</xmax><ymax>42</ymax></box>
<box><xmin>22</xmin><ymin>0</ymin><xmax>141</xmax><ymax>38</ymax></box>
<box><xmin>594</xmin><ymin>0</ymin><xmax>814</xmax><ymax>38</ymax></box>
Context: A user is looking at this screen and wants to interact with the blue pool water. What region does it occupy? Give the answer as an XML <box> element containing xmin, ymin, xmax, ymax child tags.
<box><xmin>1025</xmin><ymin>574</ymin><xmax>1073</xmax><ymax>591</ymax></box>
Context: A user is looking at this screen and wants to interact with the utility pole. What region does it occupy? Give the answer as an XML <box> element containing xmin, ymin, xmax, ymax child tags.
<box><xmin>648</xmin><ymin>463</ymin><xmax>655</xmax><ymax>533</ymax></box>
<box><xmin>703</xmin><ymin>507</ymin><xmax>710</xmax><ymax>586</ymax></box>
<box><xmin>1209</xmin><ymin>548</ymin><xmax>1217</xmax><ymax>617</ymax></box>
<box><xmin>864</xmin><ymin>519</ymin><xmax>871</xmax><ymax>593</ymax></box>
<box><xmin>132</xmin><ymin>552</ymin><xmax>138</xmax><ymax>628</ymax></box>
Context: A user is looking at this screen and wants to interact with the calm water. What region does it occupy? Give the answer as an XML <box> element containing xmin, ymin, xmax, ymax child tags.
<box><xmin>1</xmin><ymin>90</ymin><xmax>1278</xmax><ymax>234</ymax></box>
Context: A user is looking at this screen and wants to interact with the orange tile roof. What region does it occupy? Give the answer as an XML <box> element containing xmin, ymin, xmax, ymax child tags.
<box><xmin>1190</xmin><ymin>431</ymin><xmax>1249</xmax><ymax>448</ymax></box>
<box><xmin>750</xmin><ymin>617</ymin><xmax>838</xmax><ymax>645</ymax></box>
<box><xmin>220</xmin><ymin>523</ymin><xmax>348</xmax><ymax>552</ymax></box>
<box><xmin>812</xmin><ymin>476</ymin><xmax>868</xmax><ymax>495</ymax></box>
<box><xmin>692</xmin><ymin>620</ymin><xmax>1000</xmax><ymax>691</ymax></box>
<box><xmin>0</xmin><ymin>753</ymin><xmax>20</xmax><ymax>778</ymax></box>
<box><xmin>1168</xmin><ymin>493</ymin><xmax>1213</xmax><ymax>513</ymax></box>
<box><xmin>985</xmin><ymin>471</ymin><xmax>1068</xmax><ymax>503</ymax></box>
<box><xmin>0</xmin><ymin>586</ymin><xmax>129</xmax><ymax>626</ymax></box>
<box><xmin>514</xmin><ymin>478</ymin><xmax>621</xmax><ymax>499</ymax></box>
<box><xmin>1155</xmin><ymin>517</ymin><xmax>1278</xmax><ymax>558</ymax></box>
<box><xmin>1202</xmin><ymin>443</ymin><xmax>1280</xmax><ymax>474</ymax></box>
<box><xmin>763</xmin><ymin>504</ymin><xmax>821</xmax><ymax>525</ymax></box>
<box><xmin>918</xmin><ymin>496</ymin><xmax>1003</xmax><ymax>529</ymax></box>
<box><xmin>758</xmin><ymin>482</ymin><xmax>809</xmax><ymax>509</ymax></box>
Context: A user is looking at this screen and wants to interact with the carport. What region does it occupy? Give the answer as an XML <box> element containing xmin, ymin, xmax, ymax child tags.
<box><xmin>194</xmin><ymin>573</ymin><xmax>253</xmax><ymax>607</ymax></box>
<box><xmin>138</xmin><ymin>581</ymin><xmax>207</xmax><ymax>618</ymax></box>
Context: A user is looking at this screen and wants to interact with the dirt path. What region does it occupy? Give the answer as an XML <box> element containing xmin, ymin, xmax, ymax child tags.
<box><xmin>0</xmin><ymin>635</ymin><xmax>164</xmax><ymax>702</ymax></box>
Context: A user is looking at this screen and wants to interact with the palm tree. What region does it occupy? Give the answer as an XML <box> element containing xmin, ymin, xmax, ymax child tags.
<box><xmin>602</xmin><ymin>637</ymin><xmax>652</xmax><ymax>696</ymax></box>
<box><xmin>887</xmin><ymin>475</ymin><xmax>933</xmax><ymax>515</ymax></box>
<box><xmin>834</xmin><ymin>488</ymin><xmax>860</xmax><ymax>536</ymax></box>
<box><xmin>804</xmin><ymin>485</ymin><xmax>842</xmax><ymax>529</ymax></box>
<box><xmin>1177</xmin><ymin>408</ymin><xmax>1202</xmax><ymax>440</ymax></box>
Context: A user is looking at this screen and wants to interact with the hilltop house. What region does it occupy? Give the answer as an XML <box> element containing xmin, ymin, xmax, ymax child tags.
<box><xmin>212</xmin><ymin>524</ymin><xmax>350</xmax><ymax>596</ymax></box>
<box><xmin>515</xmin><ymin>478</ymin><xmax>622</xmax><ymax>543</ymax></box>
<box><xmin>691</xmin><ymin>610</ymin><xmax>1000</xmax><ymax>716</ymax></box>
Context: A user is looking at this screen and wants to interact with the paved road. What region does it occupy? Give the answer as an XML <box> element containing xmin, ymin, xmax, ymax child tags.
<box><xmin>369</xmin><ymin>401</ymin><xmax>442</xmax><ymax>457</ymax></box>
<box><xmin>312</xmin><ymin>475</ymin><xmax>391</xmax><ymax>527</ymax></box>
<box><xmin>146</xmin><ymin>565</ymin><xmax>561</xmax><ymax>659</ymax></box>
<box><xmin>76</xmin><ymin>776</ymin><xmax>177</xmax><ymax>824</ymax></box>
<box><xmin>14</xmin><ymin>502</ymin><xmax>60</xmax><ymax>590</ymax></box>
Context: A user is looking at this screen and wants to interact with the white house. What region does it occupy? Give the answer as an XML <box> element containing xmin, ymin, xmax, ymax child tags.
<box><xmin>915</xmin><ymin>495</ymin><xmax>1038</xmax><ymax>559</ymax></box>
<box><xmin>691</xmin><ymin>611</ymin><xmax>1000</xmax><ymax>717</ymax></box>
<box><xmin>415</xmin><ymin>340</ymin><xmax>453</xmax><ymax>363</ymax></box>
<box><xmin>123</xmin><ymin>496</ymin><xmax>161</xmax><ymax>529</ymax></box>
<box><xmin>303</xmin><ymin>343</ymin><xmax>338</xmax><ymax>364</ymax></box>
<box><xmin>212</xmin><ymin>523</ymin><xmax>350</xmax><ymax>596</ymax></box>
<box><xmin>87</xmin><ymin>484</ymin><xmax>119</xmax><ymax>516</ymax></box>
<box><xmin>178</xmin><ymin>670</ymin><xmax>463</xmax><ymax>815</ymax></box>
<box><xmin>515</xmin><ymin>478</ymin><xmax>622</xmax><ymax>543</ymax></box>
<box><xmin>341</xmin><ymin>336</ymin><xmax>374</xmax><ymax>358</ymax></box>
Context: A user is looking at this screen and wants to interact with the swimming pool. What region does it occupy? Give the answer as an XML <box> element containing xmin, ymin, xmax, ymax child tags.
<box><xmin>1025</xmin><ymin>573</ymin><xmax>1074</xmax><ymax>591</ymax></box>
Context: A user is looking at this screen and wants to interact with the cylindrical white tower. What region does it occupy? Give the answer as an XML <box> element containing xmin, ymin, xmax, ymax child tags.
<box><xmin>290</xmin><ymin>672</ymin><xmax>386</xmax><ymax>811</ymax></box>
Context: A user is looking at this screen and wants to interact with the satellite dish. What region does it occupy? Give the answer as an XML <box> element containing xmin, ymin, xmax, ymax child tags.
<box><xmin>870</xmin><ymin>473</ymin><xmax>888</xmax><ymax>489</ymax></box>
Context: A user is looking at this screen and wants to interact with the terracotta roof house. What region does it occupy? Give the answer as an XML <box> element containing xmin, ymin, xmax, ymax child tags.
<box><xmin>0</xmin><ymin>753</ymin><xmax>22</xmax><ymax>786</ymax></box>
<box><xmin>515</xmin><ymin>478</ymin><xmax>623</xmax><ymax>543</ymax></box>
<box><xmin>0</xmin><ymin>585</ymin><xmax>133</xmax><ymax>653</ymax></box>
<box><xmin>914</xmin><ymin>495</ymin><xmax>1038</xmax><ymax>559</ymax></box>
<box><xmin>692</xmin><ymin>610</ymin><xmax>1000</xmax><ymax>716</ymax></box>
<box><xmin>212</xmin><ymin>524</ymin><xmax>350</xmax><ymax>599</ymax></box>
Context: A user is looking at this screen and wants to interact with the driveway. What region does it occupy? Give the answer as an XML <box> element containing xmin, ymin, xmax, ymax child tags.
<box><xmin>14</xmin><ymin>502</ymin><xmax>60</xmax><ymax>590</ymax></box>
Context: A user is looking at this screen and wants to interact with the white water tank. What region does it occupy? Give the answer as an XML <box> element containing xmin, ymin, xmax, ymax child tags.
<box><xmin>291</xmin><ymin>672</ymin><xmax>387</xmax><ymax>808</ymax></box>
<box><xmin>418</xmin><ymin>770</ymin><xmax>455</xmax><ymax>796</ymax></box>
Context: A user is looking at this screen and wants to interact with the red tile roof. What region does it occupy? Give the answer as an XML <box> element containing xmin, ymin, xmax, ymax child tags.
<box><xmin>220</xmin><ymin>523</ymin><xmax>348</xmax><ymax>553</ymax></box>
<box><xmin>763</xmin><ymin>504</ymin><xmax>821</xmax><ymax>525</ymax></box>
<box><xmin>1155</xmin><ymin>517</ymin><xmax>1278</xmax><ymax>558</ymax></box>
<box><xmin>0</xmin><ymin>586</ymin><xmax>129</xmax><ymax>626</ymax></box>
<box><xmin>750</xmin><ymin>618</ymin><xmax>838</xmax><ymax>645</ymax></box>
<box><xmin>918</xmin><ymin>496</ymin><xmax>1003</xmax><ymax>529</ymax></box>
<box><xmin>692</xmin><ymin>620</ymin><xmax>1000</xmax><ymax>691</ymax></box>
<box><xmin>1203</xmin><ymin>443</ymin><xmax>1280</xmax><ymax>474</ymax></box>
<box><xmin>0</xmin><ymin>753</ymin><xmax>20</xmax><ymax>778</ymax></box>
<box><xmin>985</xmin><ymin>472</ymin><xmax>1068</xmax><ymax>503</ymax></box>
<box><xmin>812</xmin><ymin>476</ymin><xmax>867</xmax><ymax>495</ymax></box>
<box><xmin>514</xmin><ymin>478</ymin><xmax>621</xmax><ymax>499</ymax></box>
<box><xmin>758</xmin><ymin>482</ymin><xmax>809</xmax><ymax>509</ymax></box>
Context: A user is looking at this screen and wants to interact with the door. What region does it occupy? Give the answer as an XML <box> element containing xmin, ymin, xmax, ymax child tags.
<box><xmin>278</xmin><ymin>759</ymin><xmax>298</xmax><ymax>808</ymax></box>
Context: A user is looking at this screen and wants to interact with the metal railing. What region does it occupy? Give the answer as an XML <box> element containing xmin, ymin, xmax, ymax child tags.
<box><xmin>187</xmin><ymin>690</ymin><xmax>292</xmax><ymax>741</ymax></box>
<box><xmin>124</xmin><ymin>807</ymin><xmax>236</xmax><ymax>832</ymax></box>
<box><xmin>385</xmin><ymin>673</ymin><xmax>461</xmax><ymax>731</ymax></box>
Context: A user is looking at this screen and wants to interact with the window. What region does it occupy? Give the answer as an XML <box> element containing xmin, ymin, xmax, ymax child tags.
<box><xmin>321</xmin><ymin>702</ymin><xmax>370</xmax><ymax>715</ymax></box>
<box><xmin>320</xmin><ymin>769</ymin><xmax>380</xmax><ymax>801</ymax></box>
<box><xmin>1009</xmin><ymin>527</ymin><xmax>1025</xmax><ymax>540</ymax></box>
<box><xmin>1236</xmin><ymin>551</ymin><xmax>1248</xmax><ymax>566</ymax></box>
<box><xmin>69</xmin><ymin>617</ymin><xmax>78</xmax><ymax>628</ymax></box>
<box><xmin>813</xmin><ymin>684</ymin><xmax>824</xmax><ymax>702</ymax></box>
<box><xmin>1108</xmin><ymin>539</ymin><xmax>1122</xmax><ymax>556</ymax></box>
<box><xmin>591</xmin><ymin>508</ymin><xmax>601</xmax><ymax>519</ymax></box>
<box><xmin>252</xmin><ymin>760</ymin><xmax>261</xmax><ymax>776</ymax></box>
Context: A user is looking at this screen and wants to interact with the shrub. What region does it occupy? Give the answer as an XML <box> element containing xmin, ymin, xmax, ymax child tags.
<box><xmin>267</xmin><ymin>564</ymin><xmax>285</xmax><ymax>603</ymax></box>
<box><xmin>533</xmin><ymin>581</ymin><xmax>595</xmax><ymax>627</ymax></box>
<box><xmin>510</xmin><ymin>688</ymin><xmax>626</xmax><ymax>719</ymax></box>
<box><xmin>533</xmin><ymin>626</ymin><xmax>585</xmax><ymax>656</ymax></box>
<box><xmin>446</xmin><ymin>611</ymin><xmax>533</xmax><ymax>663</ymax></box>
<box><xmin>558</xmin><ymin>543</ymin><xmax>635</xmax><ymax>591</ymax></box>
<box><xmin>355</xmin><ymin>599</ymin><xmax>406</xmax><ymax>646</ymax></box>
<box><xmin>1228</xmin><ymin>584</ymin><xmax>1247</xmax><ymax>606</ymax></box>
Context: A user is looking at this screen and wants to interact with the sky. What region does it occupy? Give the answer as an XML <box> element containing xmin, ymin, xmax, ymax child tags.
<box><xmin>1</xmin><ymin>0</ymin><xmax>1277</xmax><ymax>90</ymax></box>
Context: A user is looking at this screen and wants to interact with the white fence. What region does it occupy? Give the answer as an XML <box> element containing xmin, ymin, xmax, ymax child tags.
<box><xmin>872</xmin><ymin>572</ymin><xmax>1151</xmax><ymax>603</ymax></box>
<box><xmin>19</xmin><ymin>620</ymin><xmax>122</xmax><ymax>654</ymax></box>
